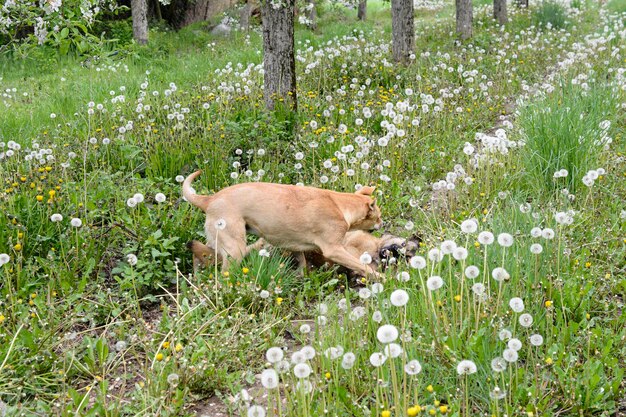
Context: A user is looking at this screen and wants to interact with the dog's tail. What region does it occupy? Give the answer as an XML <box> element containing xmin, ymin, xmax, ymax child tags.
<box><xmin>182</xmin><ymin>170</ymin><xmax>212</xmax><ymax>211</ymax></box>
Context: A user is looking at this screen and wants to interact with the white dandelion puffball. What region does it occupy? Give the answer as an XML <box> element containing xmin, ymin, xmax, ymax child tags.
<box><xmin>247</xmin><ymin>405</ymin><xmax>266</xmax><ymax>417</ymax></box>
<box><xmin>50</xmin><ymin>213</ymin><xmax>63</xmax><ymax>222</ymax></box>
<box><xmin>342</xmin><ymin>355</ymin><xmax>356</xmax><ymax>370</ymax></box>
<box><xmin>384</xmin><ymin>343</ymin><xmax>403</xmax><ymax>358</ymax></box>
<box><xmin>426</xmin><ymin>275</ymin><xmax>444</xmax><ymax>291</ymax></box>
<box><xmin>440</xmin><ymin>240</ymin><xmax>457</xmax><ymax>254</ymax></box>
<box><xmin>530</xmin><ymin>243</ymin><xmax>543</xmax><ymax>254</ymax></box>
<box><xmin>215</xmin><ymin>218</ymin><xmax>227</xmax><ymax>230</ymax></box>
<box><xmin>260</xmin><ymin>290</ymin><xmax>270</xmax><ymax>299</ymax></box>
<box><xmin>291</xmin><ymin>351</ymin><xmax>306</xmax><ymax>364</ymax></box>
<box><xmin>404</xmin><ymin>359</ymin><xmax>422</xmax><ymax>375</ymax></box>
<box><xmin>133</xmin><ymin>193</ymin><xmax>144</xmax><ymax>203</ymax></box>
<box><xmin>456</xmin><ymin>360</ymin><xmax>477</xmax><ymax>375</ymax></box>
<box><xmin>317</xmin><ymin>315</ymin><xmax>327</xmax><ymax>326</ymax></box>
<box><xmin>0</xmin><ymin>253</ymin><xmax>10</xmax><ymax>267</ymax></box>
<box><xmin>126</xmin><ymin>254</ymin><xmax>138</xmax><ymax>266</ymax></box>
<box><xmin>519</xmin><ymin>313</ymin><xmax>534</xmax><ymax>328</ymax></box>
<box><xmin>542</xmin><ymin>228</ymin><xmax>555</xmax><ymax>240</ymax></box>
<box><xmin>369</xmin><ymin>352</ymin><xmax>387</xmax><ymax>367</ymax></box>
<box><xmin>167</xmin><ymin>373</ymin><xmax>179</xmax><ymax>387</ymax></box>
<box><xmin>461</xmin><ymin>219</ymin><xmax>478</xmax><ymax>233</ymax></box>
<box><xmin>371</xmin><ymin>282</ymin><xmax>384</xmax><ymax>294</ymax></box>
<box><xmin>452</xmin><ymin>247</ymin><xmax>468</xmax><ymax>261</ymax></box>
<box><xmin>293</xmin><ymin>363</ymin><xmax>312</xmax><ymax>379</ymax></box>
<box><xmin>390</xmin><ymin>289</ymin><xmax>409</xmax><ymax>307</ymax></box>
<box><xmin>261</xmin><ymin>369</ymin><xmax>279</xmax><ymax>389</ymax></box>
<box><xmin>428</xmin><ymin>248</ymin><xmax>443</xmax><ymax>262</ymax></box>
<box><xmin>497</xmin><ymin>233</ymin><xmax>514</xmax><ymax>247</ymax></box>
<box><xmin>301</xmin><ymin>345</ymin><xmax>316</xmax><ymax>360</ymax></box>
<box><xmin>397</xmin><ymin>271</ymin><xmax>410</xmax><ymax>282</ymax></box>
<box><xmin>472</xmin><ymin>283</ymin><xmax>485</xmax><ymax>295</ymax></box>
<box><xmin>507</xmin><ymin>338</ymin><xmax>523</xmax><ymax>351</ymax></box>
<box><xmin>155</xmin><ymin>193</ymin><xmax>166</xmax><ymax>203</ymax></box>
<box><xmin>465</xmin><ymin>265</ymin><xmax>480</xmax><ymax>279</ymax></box>
<box><xmin>509</xmin><ymin>297</ymin><xmax>524</xmax><ymax>313</ymax></box>
<box><xmin>126</xmin><ymin>197</ymin><xmax>137</xmax><ymax>208</ymax></box>
<box><xmin>478</xmin><ymin>231</ymin><xmax>494</xmax><ymax>245</ymax></box>
<box><xmin>175</xmin><ymin>175</ymin><xmax>185</xmax><ymax>183</ymax></box>
<box><xmin>376</xmin><ymin>324</ymin><xmax>399</xmax><ymax>344</ymax></box>
<box><xmin>266</xmin><ymin>347</ymin><xmax>284</xmax><ymax>364</ymax></box>
<box><xmin>492</xmin><ymin>267</ymin><xmax>510</xmax><ymax>282</ymax></box>
<box><xmin>498</xmin><ymin>329</ymin><xmax>512</xmax><ymax>341</ymax></box>
<box><xmin>360</xmin><ymin>252</ymin><xmax>372</xmax><ymax>264</ymax></box>
<box><xmin>503</xmin><ymin>348</ymin><xmax>519</xmax><ymax>363</ymax></box>
<box><xmin>276</xmin><ymin>360</ymin><xmax>290</xmax><ymax>374</ymax></box>
<box><xmin>530</xmin><ymin>334</ymin><xmax>544</xmax><ymax>346</ymax></box>
<box><xmin>299</xmin><ymin>323</ymin><xmax>311</xmax><ymax>334</ymax></box>
<box><xmin>410</xmin><ymin>256</ymin><xmax>426</xmax><ymax>269</ymax></box>
<box><xmin>491</xmin><ymin>357</ymin><xmax>507</xmax><ymax>372</ymax></box>
<box><xmin>530</xmin><ymin>227</ymin><xmax>542</xmax><ymax>238</ymax></box>
<box><xmin>359</xmin><ymin>288</ymin><xmax>372</xmax><ymax>300</ymax></box>
<box><xmin>372</xmin><ymin>310</ymin><xmax>383</xmax><ymax>323</ymax></box>
<box><xmin>70</xmin><ymin>218</ymin><xmax>82</xmax><ymax>228</ymax></box>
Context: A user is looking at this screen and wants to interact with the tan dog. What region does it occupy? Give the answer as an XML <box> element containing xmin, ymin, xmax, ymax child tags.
<box><xmin>188</xmin><ymin>230</ymin><xmax>419</xmax><ymax>276</ymax></box>
<box><xmin>183</xmin><ymin>170</ymin><xmax>383</xmax><ymax>276</ymax></box>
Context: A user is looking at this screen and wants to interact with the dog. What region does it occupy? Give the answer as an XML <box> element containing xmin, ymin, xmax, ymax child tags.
<box><xmin>182</xmin><ymin>170</ymin><xmax>383</xmax><ymax>276</ymax></box>
<box><xmin>187</xmin><ymin>230</ymin><xmax>420</xmax><ymax>277</ymax></box>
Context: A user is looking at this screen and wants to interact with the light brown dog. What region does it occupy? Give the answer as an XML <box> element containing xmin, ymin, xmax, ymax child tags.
<box><xmin>187</xmin><ymin>230</ymin><xmax>420</xmax><ymax>276</ymax></box>
<box><xmin>183</xmin><ymin>170</ymin><xmax>383</xmax><ymax>276</ymax></box>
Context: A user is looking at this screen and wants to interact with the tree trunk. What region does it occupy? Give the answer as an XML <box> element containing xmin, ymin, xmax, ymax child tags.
<box><xmin>455</xmin><ymin>0</ymin><xmax>472</xmax><ymax>40</ymax></box>
<box><xmin>357</xmin><ymin>0</ymin><xmax>367</xmax><ymax>20</ymax></box>
<box><xmin>493</xmin><ymin>0</ymin><xmax>507</xmax><ymax>24</ymax></box>
<box><xmin>307</xmin><ymin>0</ymin><xmax>317</xmax><ymax>30</ymax></box>
<box><xmin>261</xmin><ymin>0</ymin><xmax>297</xmax><ymax>111</ymax></box>
<box><xmin>391</xmin><ymin>0</ymin><xmax>414</xmax><ymax>63</ymax></box>
<box><xmin>131</xmin><ymin>0</ymin><xmax>149</xmax><ymax>45</ymax></box>
<box><xmin>240</xmin><ymin>0</ymin><xmax>252</xmax><ymax>30</ymax></box>
<box><xmin>154</xmin><ymin>0</ymin><xmax>162</xmax><ymax>21</ymax></box>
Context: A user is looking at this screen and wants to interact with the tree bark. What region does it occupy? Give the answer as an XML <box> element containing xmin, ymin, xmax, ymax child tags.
<box><xmin>261</xmin><ymin>0</ymin><xmax>297</xmax><ymax>111</ymax></box>
<box><xmin>357</xmin><ymin>0</ymin><xmax>367</xmax><ymax>20</ymax></box>
<box><xmin>307</xmin><ymin>0</ymin><xmax>317</xmax><ymax>30</ymax></box>
<box><xmin>391</xmin><ymin>0</ymin><xmax>414</xmax><ymax>63</ymax></box>
<box><xmin>493</xmin><ymin>0</ymin><xmax>507</xmax><ymax>24</ymax></box>
<box><xmin>456</xmin><ymin>0</ymin><xmax>472</xmax><ymax>40</ymax></box>
<box><xmin>240</xmin><ymin>0</ymin><xmax>252</xmax><ymax>30</ymax></box>
<box><xmin>131</xmin><ymin>0</ymin><xmax>149</xmax><ymax>45</ymax></box>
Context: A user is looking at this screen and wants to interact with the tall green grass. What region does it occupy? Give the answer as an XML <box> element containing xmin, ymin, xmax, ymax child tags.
<box><xmin>533</xmin><ymin>1</ymin><xmax>568</xmax><ymax>28</ymax></box>
<box><xmin>518</xmin><ymin>83</ymin><xmax>618</xmax><ymax>196</ymax></box>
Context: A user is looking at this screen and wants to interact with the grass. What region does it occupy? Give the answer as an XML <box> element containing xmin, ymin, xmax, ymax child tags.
<box><xmin>0</xmin><ymin>0</ymin><xmax>625</xmax><ymax>416</ymax></box>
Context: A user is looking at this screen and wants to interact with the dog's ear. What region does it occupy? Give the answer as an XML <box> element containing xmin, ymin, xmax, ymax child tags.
<box><xmin>356</xmin><ymin>186</ymin><xmax>376</xmax><ymax>196</ymax></box>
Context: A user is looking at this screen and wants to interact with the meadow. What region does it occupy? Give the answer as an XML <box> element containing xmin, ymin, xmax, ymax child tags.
<box><xmin>1</xmin><ymin>0</ymin><xmax>625</xmax><ymax>415</ymax></box>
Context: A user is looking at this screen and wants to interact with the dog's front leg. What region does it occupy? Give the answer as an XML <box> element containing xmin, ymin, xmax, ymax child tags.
<box><xmin>318</xmin><ymin>244</ymin><xmax>380</xmax><ymax>279</ymax></box>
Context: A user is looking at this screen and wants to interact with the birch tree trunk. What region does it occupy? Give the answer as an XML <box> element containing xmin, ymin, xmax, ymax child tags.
<box><xmin>357</xmin><ymin>0</ymin><xmax>367</xmax><ymax>20</ymax></box>
<box><xmin>493</xmin><ymin>0</ymin><xmax>507</xmax><ymax>24</ymax></box>
<box><xmin>261</xmin><ymin>0</ymin><xmax>297</xmax><ymax>111</ymax></box>
<box><xmin>131</xmin><ymin>0</ymin><xmax>149</xmax><ymax>45</ymax></box>
<box><xmin>391</xmin><ymin>0</ymin><xmax>414</xmax><ymax>63</ymax></box>
<box><xmin>456</xmin><ymin>0</ymin><xmax>472</xmax><ymax>40</ymax></box>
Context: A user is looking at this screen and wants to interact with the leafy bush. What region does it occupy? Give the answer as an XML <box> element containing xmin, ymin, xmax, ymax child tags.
<box><xmin>0</xmin><ymin>0</ymin><xmax>123</xmax><ymax>57</ymax></box>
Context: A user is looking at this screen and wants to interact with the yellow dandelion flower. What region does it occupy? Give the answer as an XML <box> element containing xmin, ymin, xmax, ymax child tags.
<box><xmin>382</xmin><ymin>411</ymin><xmax>391</xmax><ymax>417</ymax></box>
<box><xmin>156</xmin><ymin>353</ymin><xmax>164</xmax><ymax>361</ymax></box>
<box><xmin>162</xmin><ymin>341</ymin><xmax>170</xmax><ymax>349</ymax></box>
